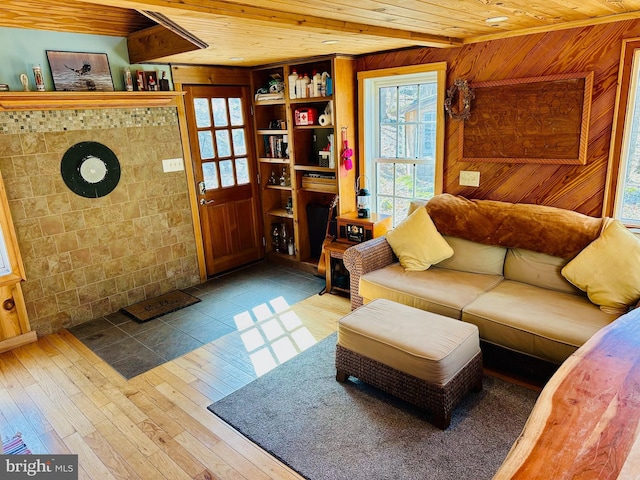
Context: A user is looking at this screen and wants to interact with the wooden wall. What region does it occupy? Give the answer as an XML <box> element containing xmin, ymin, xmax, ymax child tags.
<box><xmin>356</xmin><ymin>20</ymin><xmax>640</xmax><ymax>216</ymax></box>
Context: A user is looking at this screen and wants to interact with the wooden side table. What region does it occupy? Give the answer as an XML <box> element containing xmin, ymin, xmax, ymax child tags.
<box><xmin>321</xmin><ymin>212</ymin><xmax>392</xmax><ymax>295</ymax></box>
<box><xmin>322</xmin><ymin>242</ymin><xmax>352</xmax><ymax>295</ymax></box>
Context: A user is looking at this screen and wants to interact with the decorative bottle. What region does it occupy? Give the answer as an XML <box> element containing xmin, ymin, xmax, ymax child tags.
<box><xmin>288</xmin><ymin>237</ymin><xmax>295</xmax><ymax>255</ymax></box>
<box><xmin>288</xmin><ymin>69</ymin><xmax>298</xmax><ymax>99</ymax></box>
<box><xmin>280</xmin><ymin>224</ymin><xmax>288</xmax><ymax>251</ymax></box>
<box><xmin>271</xmin><ymin>224</ymin><xmax>281</xmax><ymax>253</ymax></box>
<box><xmin>299</xmin><ymin>73</ymin><xmax>310</xmax><ymax>99</ymax></box>
<box><xmin>312</xmin><ymin>71</ymin><xmax>322</xmax><ymax>97</ymax></box>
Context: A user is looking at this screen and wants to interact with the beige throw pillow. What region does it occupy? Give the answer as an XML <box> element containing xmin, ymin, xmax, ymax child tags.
<box><xmin>561</xmin><ymin>219</ymin><xmax>640</xmax><ymax>313</ymax></box>
<box><xmin>386</xmin><ymin>208</ymin><xmax>453</xmax><ymax>271</ymax></box>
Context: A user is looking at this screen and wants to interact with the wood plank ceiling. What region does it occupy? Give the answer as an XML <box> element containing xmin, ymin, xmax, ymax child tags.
<box><xmin>3</xmin><ymin>0</ymin><xmax>640</xmax><ymax>66</ymax></box>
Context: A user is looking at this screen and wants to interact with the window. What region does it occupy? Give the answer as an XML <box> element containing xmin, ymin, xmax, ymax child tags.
<box><xmin>358</xmin><ymin>63</ymin><xmax>446</xmax><ymax>223</ymax></box>
<box><xmin>608</xmin><ymin>39</ymin><xmax>640</xmax><ymax>226</ymax></box>
<box><xmin>193</xmin><ymin>95</ymin><xmax>250</xmax><ymax>190</ymax></box>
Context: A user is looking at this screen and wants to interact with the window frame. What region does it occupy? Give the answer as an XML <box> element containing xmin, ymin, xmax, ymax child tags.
<box><xmin>605</xmin><ymin>38</ymin><xmax>640</xmax><ymax>225</ymax></box>
<box><xmin>357</xmin><ymin>62</ymin><xmax>447</xmax><ymax>222</ymax></box>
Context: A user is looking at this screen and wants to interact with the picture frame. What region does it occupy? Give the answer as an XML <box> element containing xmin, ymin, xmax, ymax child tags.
<box><xmin>135</xmin><ymin>70</ymin><xmax>158</xmax><ymax>91</ymax></box>
<box><xmin>46</xmin><ymin>50</ymin><xmax>114</xmax><ymax>92</ymax></box>
<box><xmin>460</xmin><ymin>72</ymin><xmax>593</xmax><ymax>165</ymax></box>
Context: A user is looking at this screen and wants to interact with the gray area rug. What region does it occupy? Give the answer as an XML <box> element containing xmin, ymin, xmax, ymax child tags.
<box><xmin>208</xmin><ymin>333</ymin><xmax>540</xmax><ymax>480</ymax></box>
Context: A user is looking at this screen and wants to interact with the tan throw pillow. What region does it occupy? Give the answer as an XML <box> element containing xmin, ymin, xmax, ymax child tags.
<box><xmin>561</xmin><ymin>219</ymin><xmax>640</xmax><ymax>313</ymax></box>
<box><xmin>386</xmin><ymin>208</ymin><xmax>453</xmax><ymax>271</ymax></box>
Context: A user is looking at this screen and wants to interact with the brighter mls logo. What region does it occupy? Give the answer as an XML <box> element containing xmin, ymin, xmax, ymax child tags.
<box><xmin>1</xmin><ymin>455</ymin><xmax>78</xmax><ymax>479</ymax></box>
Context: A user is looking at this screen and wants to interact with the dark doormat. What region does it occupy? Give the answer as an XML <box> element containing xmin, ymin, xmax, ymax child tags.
<box><xmin>120</xmin><ymin>290</ymin><xmax>201</xmax><ymax>323</ymax></box>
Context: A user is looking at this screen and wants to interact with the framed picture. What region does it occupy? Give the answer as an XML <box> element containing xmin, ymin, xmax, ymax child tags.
<box><xmin>144</xmin><ymin>71</ymin><xmax>159</xmax><ymax>91</ymax></box>
<box><xmin>135</xmin><ymin>70</ymin><xmax>158</xmax><ymax>91</ymax></box>
<box><xmin>46</xmin><ymin>50</ymin><xmax>115</xmax><ymax>92</ymax></box>
<box><xmin>460</xmin><ymin>72</ymin><xmax>593</xmax><ymax>165</ymax></box>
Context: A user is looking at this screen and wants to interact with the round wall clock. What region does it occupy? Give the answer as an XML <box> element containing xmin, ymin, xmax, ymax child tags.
<box><xmin>61</xmin><ymin>141</ymin><xmax>121</xmax><ymax>198</ymax></box>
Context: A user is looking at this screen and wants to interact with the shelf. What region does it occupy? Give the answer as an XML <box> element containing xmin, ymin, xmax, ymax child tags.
<box><xmin>293</xmin><ymin>124</ymin><xmax>333</xmax><ymax>130</ymax></box>
<box><xmin>254</xmin><ymin>99</ymin><xmax>286</xmax><ymax>106</ymax></box>
<box><xmin>267</xmin><ymin>208</ymin><xmax>294</xmax><ymax>218</ymax></box>
<box><xmin>257</xmin><ymin>129</ymin><xmax>288</xmax><ymax>135</ymax></box>
<box><xmin>0</xmin><ymin>91</ymin><xmax>186</xmax><ymax>111</ymax></box>
<box><xmin>290</xmin><ymin>96</ymin><xmax>333</xmax><ymax>104</ymax></box>
<box><xmin>265</xmin><ymin>185</ymin><xmax>292</xmax><ymax>191</ymax></box>
<box><xmin>259</xmin><ymin>158</ymin><xmax>290</xmax><ymax>163</ymax></box>
<box><xmin>294</xmin><ymin>165</ymin><xmax>335</xmax><ymax>172</ymax></box>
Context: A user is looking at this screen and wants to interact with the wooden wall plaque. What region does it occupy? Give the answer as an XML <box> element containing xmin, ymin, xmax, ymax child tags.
<box><xmin>461</xmin><ymin>72</ymin><xmax>593</xmax><ymax>164</ymax></box>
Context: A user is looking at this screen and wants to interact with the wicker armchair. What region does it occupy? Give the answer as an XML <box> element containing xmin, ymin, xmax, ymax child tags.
<box><xmin>343</xmin><ymin>236</ymin><xmax>396</xmax><ymax>310</ymax></box>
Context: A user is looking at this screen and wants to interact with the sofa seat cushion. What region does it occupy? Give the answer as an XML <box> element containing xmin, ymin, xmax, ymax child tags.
<box><xmin>461</xmin><ymin>280</ymin><xmax>620</xmax><ymax>364</ymax></box>
<box><xmin>360</xmin><ymin>263</ymin><xmax>503</xmax><ymax>319</ymax></box>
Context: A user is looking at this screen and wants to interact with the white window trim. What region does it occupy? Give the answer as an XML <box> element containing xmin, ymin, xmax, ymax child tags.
<box><xmin>357</xmin><ymin>62</ymin><xmax>446</xmax><ymax>219</ymax></box>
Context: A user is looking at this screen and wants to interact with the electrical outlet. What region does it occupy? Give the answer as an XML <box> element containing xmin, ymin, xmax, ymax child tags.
<box><xmin>162</xmin><ymin>158</ymin><xmax>184</xmax><ymax>172</ymax></box>
<box><xmin>459</xmin><ymin>170</ymin><xmax>480</xmax><ymax>187</ymax></box>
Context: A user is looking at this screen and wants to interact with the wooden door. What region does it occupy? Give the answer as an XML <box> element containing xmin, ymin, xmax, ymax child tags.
<box><xmin>184</xmin><ymin>85</ymin><xmax>263</xmax><ymax>276</ymax></box>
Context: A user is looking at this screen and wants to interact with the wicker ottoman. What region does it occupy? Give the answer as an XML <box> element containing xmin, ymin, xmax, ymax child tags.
<box><xmin>336</xmin><ymin>298</ymin><xmax>483</xmax><ymax>429</ymax></box>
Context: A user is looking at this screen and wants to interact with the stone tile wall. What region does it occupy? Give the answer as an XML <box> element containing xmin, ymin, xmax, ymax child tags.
<box><xmin>0</xmin><ymin>107</ymin><xmax>200</xmax><ymax>335</ymax></box>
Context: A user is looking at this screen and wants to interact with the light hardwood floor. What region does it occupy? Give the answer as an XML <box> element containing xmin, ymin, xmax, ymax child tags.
<box><xmin>0</xmin><ymin>292</ymin><xmax>351</xmax><ymax>479</ymax></box>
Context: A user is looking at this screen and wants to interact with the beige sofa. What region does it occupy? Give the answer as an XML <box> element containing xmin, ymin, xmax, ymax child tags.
<box><xmin>343</xmin><ymin>194</ymin><xmax>625</xmax><ymax>364</ymax></box>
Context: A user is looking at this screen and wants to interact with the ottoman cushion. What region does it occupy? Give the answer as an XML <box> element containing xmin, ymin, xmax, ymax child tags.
<box><xmin>337</xmin><ymin>298</ymin><xmax>480</xmax><ymax>386</ymax></box>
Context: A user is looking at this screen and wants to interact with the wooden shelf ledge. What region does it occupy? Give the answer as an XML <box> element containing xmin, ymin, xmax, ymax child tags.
<box><xmin>0</xmin><ymin>91</ymin><xmax>185</xmax><ymax>111</ymax></box>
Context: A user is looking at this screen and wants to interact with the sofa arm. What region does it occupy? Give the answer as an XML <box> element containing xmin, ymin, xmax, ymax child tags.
<box><xmin>343</xmin><ymin>236</ymin><xmax>396</xmax><ymax>310</ymax></box>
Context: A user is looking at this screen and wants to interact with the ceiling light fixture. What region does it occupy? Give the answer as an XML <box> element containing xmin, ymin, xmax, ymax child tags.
<box><xmin>322</xmin><ymin>40</ymin><xmax>339</xmax><ymax>45</ymax></box>
<box><xmin>485</xmin><ymin>16</ymin><xmax>509</xmax><ymax>23</ymax></box>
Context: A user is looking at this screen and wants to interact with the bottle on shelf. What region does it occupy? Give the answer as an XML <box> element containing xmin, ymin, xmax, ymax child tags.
<box><xmin>280</xmin><ymin>224</ymin><xmax>288</xmax><ymax>251</ymax></box>
<box><xmin>312</xmin><ymin>71</ymin><xmax>322</xmax><ymax>98</ymax></box>
<box><xmin>271</xmin><ymin>224</ymin><xmax>281</xmax><ymax>253</ymax></box>
<box><xmin>297</xmin><ymin>73</ymin><xmax>310</xmax><ymax>99</ymax></box>
<box><xmin>288</xmin><ymin>237</ymin><xmax>295</xmax><ymax>255</ymax></box>
<box><xmin>288</xmin><ymin>69</ymin><xmax>298</xmax><ymax>99</ymax></box>
<box><xmin>279</xmin><ymin>166</ymin><xmax>290</xmax><ymax>186</ymax></box>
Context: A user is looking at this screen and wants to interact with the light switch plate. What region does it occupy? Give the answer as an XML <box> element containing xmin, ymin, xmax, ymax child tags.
<box><xmin>459</xmin><ymin>170</ymin><xmax>480</xmax><ymax>187</ymax></box>
<box><xmin>162</xmin><ymin>158</ymin><xmax>184</xmax><ymax>172</ymax></box>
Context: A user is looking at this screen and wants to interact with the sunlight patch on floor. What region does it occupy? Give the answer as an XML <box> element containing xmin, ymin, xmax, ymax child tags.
<box><xmin>232</xmin><ymin>295</ymin><xmax>320</xmax><ymax>377</ymax></box>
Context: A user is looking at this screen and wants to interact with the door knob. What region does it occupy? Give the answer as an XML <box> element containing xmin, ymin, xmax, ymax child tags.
<box><xmin>200</xmin><ymin>199</ymin><xmax>215</xmax><ymax>205</ymax></box>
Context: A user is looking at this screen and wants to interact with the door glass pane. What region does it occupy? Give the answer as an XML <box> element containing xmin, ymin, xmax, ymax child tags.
<box><xmin>194</xmin><ymin>98</ymin><xmax>211</xmax><ymax>128</ymax></box>
<box><xmin>232</xmin><ymin>128</ymin><xmax>247</xmax><ymax>156</ymax></box>
<box><xmin>219</xmin><ymin>159</ymin><xmax>235</xmax><ymax>187</ymax></box>
<box><xmin>202</xmin><ymin>162</ymin><xmax>219</xmax><ymax>190</ymax></box>
<box><xmin>198</xmin><ymin>131</ymin><xmax>215</xmax><ymax>159</ymax></box>
<box><xmin>211</xmin><ymin>98</ymin><xmax>228</xmax><ymax>127</ymax></box>
<box><xmin>236</xmin><ymin>158</ymin><xmax>250</xmax><ymax>184</ymax></box>
<box><xmin>229</xmin><ymin>98</ymin><xmax>244</xmax><ymax>126</ymax></box>
<box><xmin>216</xmin><ymin>130</ymin><xmax>231</xmax><ymax>157</ymax></box>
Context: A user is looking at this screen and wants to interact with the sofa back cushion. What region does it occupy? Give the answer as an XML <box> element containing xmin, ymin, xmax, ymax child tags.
<box><xmin>426</xmin><ymin>194</ymin><xmax>605</xmax><ymax>259</ymax></box>
<box><xmin>504</xmin><ymin>248</ymin><xmax>581</xmax><ymax>295</ymax></box>
<box><xmin>435</xmin><ymin>236</ymin><xmax>506</xmax><ymax>276</ymax></box>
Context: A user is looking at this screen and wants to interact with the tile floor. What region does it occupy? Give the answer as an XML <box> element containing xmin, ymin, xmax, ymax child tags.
<box><xmin>68</xmin><ymin>261</ymin><xmax>325</xmax><ymax>379</ymax></box>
